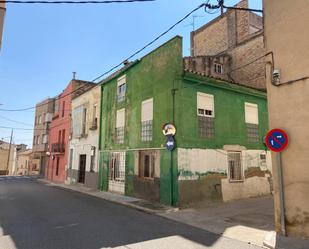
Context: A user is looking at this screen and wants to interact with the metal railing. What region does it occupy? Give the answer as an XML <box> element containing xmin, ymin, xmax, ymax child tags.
<box><xmin>51</xmin><ymin>143</ymin><xmax>65</xmax><ymax>153</ymax></box>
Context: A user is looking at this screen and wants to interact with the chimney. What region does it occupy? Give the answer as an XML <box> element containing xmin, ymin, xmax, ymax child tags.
<box><xmin>72</xmin><ymin>72</ymin><xmax>76</xmax><ymax>80</ymax></box>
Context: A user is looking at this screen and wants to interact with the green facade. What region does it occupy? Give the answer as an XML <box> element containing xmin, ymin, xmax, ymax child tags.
<box><xmin>177</xmin><ymin>73</ymin><xmax>268</xmax><ymax>150</ymax></box>
<box><xmin>99</xmin><ymin>36</ymin><xmax>268</xmax><ymax>206</ymax></box>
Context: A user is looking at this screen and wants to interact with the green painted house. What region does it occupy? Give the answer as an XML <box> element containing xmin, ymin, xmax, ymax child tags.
<box><xmin>99</xmin><ymin>36</ymin><xmax>272</xmax><ymax>207</ymax></box>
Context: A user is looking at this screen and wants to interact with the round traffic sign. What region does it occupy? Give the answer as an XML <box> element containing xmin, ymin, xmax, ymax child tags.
<box><xmin>166</xmin><ymin>135</ymin><xmax>175</xmax><ymax>151</ymax></box>
<box><xmin>265</xmin><ymin>128</ymin><xmax>289</xmax><ymax>152</ymax></box>
<box><xmin>162</xmin><ymin>123</ymin><xmax>176</xmax><ymax>136</ymax></box>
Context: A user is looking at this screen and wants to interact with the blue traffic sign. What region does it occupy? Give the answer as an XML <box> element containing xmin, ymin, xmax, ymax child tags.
<box><xmin>166</xmin><ymin>135</ymin><xmax>175</xmax><ymax>151</ymax></box>
<box><xmin>265</xmin><ymin>129</ymin><xmax>288</xmax><ymax>152</ymax></box>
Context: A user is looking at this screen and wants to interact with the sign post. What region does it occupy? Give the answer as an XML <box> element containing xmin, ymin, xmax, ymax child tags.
<box><xmin>162</xmin><ymin>123</ymin><xmax>176</xmax><ymax>206</ymax></box>
<box><xmin>265</xmin><ymin>128</ymin><xmax>289</xmax><ymax>236</ymax></box>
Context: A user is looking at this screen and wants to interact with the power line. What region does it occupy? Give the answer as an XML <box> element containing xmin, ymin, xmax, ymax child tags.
<box><xmin>222</xmin><ymin>5</ymin><xmax>263</xmax><ymax>13</ymax></box>
<box><xmin>0</xmin><ymin>82</ymin><xmax>95</xmax><ymax>112</ymax></box>
<box><xmin>0</xmin><ymin>1</ymin><xmax>262</xmax><ymax>113</ymax></box>
<box><xmin>0</xmin><ymin>0</ymin><xmax>154</xmax><ymax>4</ymax></box>
<box><xmin>92</xmin><ymin>2</ymin><xmax>210</xmax><ymax>82</ymax></box>
<box><xmin>0</xmin><ymin>1</ymin><xmax>210</xmax><ymax>113</ymax></box>
<box><xmin>0</xmin><ymin>125</ymin><xmax>42</xmax><ymax>131</ymax></box>
<box><xmin>0</xmin><ymin>115</ymin><xmax>33</xmax><ymax>126</ymax></box>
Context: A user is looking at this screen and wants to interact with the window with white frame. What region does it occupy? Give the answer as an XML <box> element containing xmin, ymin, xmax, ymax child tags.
<box><xmin>72</xmin><ymin>106</ymin><xmax>83</xmax><ymax>138</ymax></box>
<box><xmin>228</xmin><ymin>151</ymin><xmax>243</xmax><ymax>181</ymax></box>
<box><xmin>82</xmin><ymin>107</ymin><xmax>87</xmax><ymax>136</ymax></box>
<box><xmin>90</xmin><ymin>146</ymin><xmax>96</xmax><ymax>172</ymax></box>
<box><xmin>245</xmin><ymin>102</ymin><xmax>259</xmax><ymax>143</ymax></box>
<box><xmin>72</xmin><ymin>105</ymin><xmax>87</xmax><ymax>138</ymax></box>
<box><xmin>214</xmin><ymin>63</ymin><xmax>223</xmax><ymax>74</ymax></box>
<box><xmin>91</xmin><ymin>104</ymin><xmax>98</xmax><ymax>128</ymax></box>
<box><xmin>116</xmin><ymin>108</ymin><xmax>125</xmax><ymax>144</ymax></box>
<box><xmin>117</xmin><ymin>75</ymin><xmax>126</xmax><ymax>103</ymax></box>
<box><xmin>197</xmin><ymin>92</ymin><xmax>215</xmax><ymax>138</ymax></box>
<box><xmin>45</xmin><ymin>113</ymin><xmax>53</xmax><ymax>123</ymax></box>
<box><xmin>69</xmin><ymin>148</ymin><xmax>73</xmax><ymax>169</ymax></box>
<box><xmin>42</xmin><ymin>134</ymin><xmax>48</xmax><ymax>144</ymax></box>
<box><xmin>141</xmin><ymin>98</ymin><xmax>153</xmax><ymax>141</ymax></box>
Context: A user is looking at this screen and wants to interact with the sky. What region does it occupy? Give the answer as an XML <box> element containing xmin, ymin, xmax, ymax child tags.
<box><xmin>0</xmin><ymin>0</ymin><xmax>262</xmax><ymax>147</ymax></box>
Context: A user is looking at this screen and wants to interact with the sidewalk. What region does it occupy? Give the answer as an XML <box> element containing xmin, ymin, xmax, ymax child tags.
<box><xmin>39</xmin><ymin>179</ymin><xmax>309</xmax><ymax>249</ymax></box>
<box><xmin>38</xmin><ymin>178</ymin><xmax>178</xmax><ymax>215</ymax></box>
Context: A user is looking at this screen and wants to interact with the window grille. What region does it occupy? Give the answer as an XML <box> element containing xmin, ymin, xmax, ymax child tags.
<box><xmin>214</xmin><ymin>63</ymin><xmax>224</xmax><ymax>74</ymax></box>
<box><xmin>116</xmin><ymin>127</ymin><xmax>124</xmax><ymax>144</ymax></box>
<box><xmin>198</xmin><ymin>116</ymin><xmax>214</xmax><ymax>138</ymax></box>
<box><xmin>117</xmin><ymin>75</ymin><xmax>126</xmax><ymax>103</ymax></box>
<box><xmin>109</xmin><ymin>152</ymin><xmax>126</xmax><ymax>182</ymax></box>
<box><xmin>247</xmin><ymin>123</ymin><xmax>259</xmax><ymax>143</ymax></box>
<box><xmin>141</xmin><ymin>120</ymin><xmax>153</xmax><ymax>141</ymax></box>
<box><xmin>228</xmin><ymin>151</ymin><xmax>243</xmax><ymax>181</ymax></box>
<box><xmin>117</xmin><ymin>84</ymin><xmax>126</xmax><ymax>103</ymax></box>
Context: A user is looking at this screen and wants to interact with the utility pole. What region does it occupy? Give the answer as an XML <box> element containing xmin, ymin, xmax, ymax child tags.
<box><xmin>5</xmin><ymin>129</ymin><xmax>13</xmax><ymax>175</ymax></box>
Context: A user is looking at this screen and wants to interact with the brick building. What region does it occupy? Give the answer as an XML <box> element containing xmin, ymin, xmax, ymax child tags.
<box><xmin>185</xmin><ymin>0</ymin><xmax>265</xmax><ymax>90</ymax></box>
<box><xmin>46</xmin><ymin>79</ymin><xmax>95</xmax><ymax>183</ymax></box>
<box><xmin>33</xmin><ymin>97</ymin><xmax>55</xmax><ymax>177</ymax></box>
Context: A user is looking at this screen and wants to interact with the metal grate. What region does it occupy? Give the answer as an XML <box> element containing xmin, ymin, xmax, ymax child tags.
<box><xmin>108</xmin><ymin>152</ymin><xmax>126</xmax><ymax>193</ymax></box>
<box><xmin>198</xmin><ymin>116</ymin><xmax>215</xmax><ymax>138</ymax></box>
<box><xmin>115</xmin><ymin>127</ymin><xmax>124</xmax><ymax>144</ymax></box>
<box><xmin>228</xmin><ymin>152</ymin><xmax>243</xmax><ymax>181</ymax></box>
<box><xmin>246</xmin><ymin>123</ymin><xmax>259</xmax><ymax>143</ymax></box>
<box><xmin>141</xmin><ymin>120</ymin><xmax>153</xmax><ymax>141</ymax></box>
<box><xmin>117</xmin><ymin>84</ymin><xmax>126</xmax><ymax>103</ymax></box>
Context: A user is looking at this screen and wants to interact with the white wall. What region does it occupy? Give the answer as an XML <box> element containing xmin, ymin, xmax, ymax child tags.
<box><xmin>67</xmin><ymin>85</ymin><xmax>100</xmax><ymax>180</ymax></box>
<box><xmin>178</xmin><ymin>148</ymin><xmax>227</xmax><ymax>180</ymax></box>
<box><xmin>178</xmin><ymin>147</ymin><xmax>272</xmax><ymax>202</ymax></box>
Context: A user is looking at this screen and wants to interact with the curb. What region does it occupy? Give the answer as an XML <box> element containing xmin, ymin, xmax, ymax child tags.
<box><xmin>38</xmin><ymin>179</ymin><xmax>178</xmax><ymax>215</ymax></box>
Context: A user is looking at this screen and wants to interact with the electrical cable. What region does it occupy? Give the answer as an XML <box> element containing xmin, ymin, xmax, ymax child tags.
<box><xmin>0</xmin><ymin>0</ymin><xmax>262</xmax><ymax>113</ymax></box>
<box><xmin>0</xmin><ymin>0</ymin><xmax>155</xmax><ymax>4</ymax></box>
<box><xmin>0</xmin><ymin>115</ymin><xmax>34</xmax><ymax>126</ymax></box>
<box><xmin>92</xmin><ymin>2</ymin><xmax>209</xmax><ymax>82</ymax></box>
<box><xmin>222</xmin><ymin>5</ymin><xmax>263</xmax><ymax>13</ymax></box>
<box><xmin>0</xmin><ymin>1</ymin><xmax>209</xmax><ymax>113</ymax></box>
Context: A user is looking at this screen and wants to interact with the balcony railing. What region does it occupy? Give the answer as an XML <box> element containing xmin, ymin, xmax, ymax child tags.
<box><xmin>51</xmin><ymin>143</ymin><xmax>65</xmax><ymax>153</ymax></box>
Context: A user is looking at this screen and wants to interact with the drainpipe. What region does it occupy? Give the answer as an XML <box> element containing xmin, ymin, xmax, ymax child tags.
<box><xmin>170</xmin><ymin>79</ymin><xmax>178</xmax><ymax>206</ymax></box>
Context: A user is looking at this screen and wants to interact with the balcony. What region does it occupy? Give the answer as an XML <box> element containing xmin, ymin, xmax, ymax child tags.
<box><xmin>33</xmin><ymin>143</ymin><xmax>48</xmax><ymax>153</ymax></box>
<box><xmin>51</xmin><ymin>143</ymin><xmax>65</xmax><ymax>153</ymax></box>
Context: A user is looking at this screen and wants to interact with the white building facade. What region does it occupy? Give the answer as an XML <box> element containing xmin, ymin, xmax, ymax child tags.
<box><xmin>66</xmin><ymin>85</ymin><xmax>100</xmax><ymax>190</ymax></box>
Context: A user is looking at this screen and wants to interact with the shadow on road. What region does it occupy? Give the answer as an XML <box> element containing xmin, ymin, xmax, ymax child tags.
<box><xmin>0</xmin><ymin>176</ymin><xmax>260</xmax><ymax>249</ymax></box>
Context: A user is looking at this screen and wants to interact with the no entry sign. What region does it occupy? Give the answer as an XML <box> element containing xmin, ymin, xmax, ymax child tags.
<box><xmin>265</xmin><ymin>128</ymin><xmax>289</xmax><ymax>152</ymax></box>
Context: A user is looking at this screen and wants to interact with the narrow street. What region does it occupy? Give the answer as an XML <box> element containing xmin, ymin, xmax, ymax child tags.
<box><xmin>0</xmin><ymin>176</ymin><xmax>262</xmax><ymax>249</ymax></box>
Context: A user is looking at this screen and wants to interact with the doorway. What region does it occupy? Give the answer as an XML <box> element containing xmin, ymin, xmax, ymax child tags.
<box><xmin>108</xmin><ymin>152</ymin><xmax>125</xmax><ymax>194</ymax></box>
<box><xmin>78</xmin><ymin>154</ymin><xmax>86</xmax><ymax>184</ymax></box>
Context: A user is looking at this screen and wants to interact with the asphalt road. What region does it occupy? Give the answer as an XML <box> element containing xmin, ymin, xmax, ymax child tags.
<box><xmin>0</xmin><ymin>176</ymin><xmax>262</xmax><ymax>249</ymax></box>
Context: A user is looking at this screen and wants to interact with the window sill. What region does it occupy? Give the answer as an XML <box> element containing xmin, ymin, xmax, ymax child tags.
<box><xmin>229</xmin><ymin>179</ymin><xmax>244</xmax><ymax>183</ymax></box>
